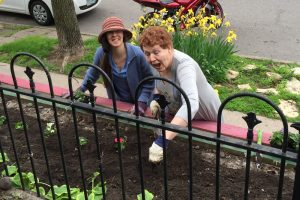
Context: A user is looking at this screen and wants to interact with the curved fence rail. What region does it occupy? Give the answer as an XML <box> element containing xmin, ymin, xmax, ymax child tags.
<box><xmin>0</xmin><ymin>53</ymin><xmax>299</xmax><ymax>200</ymax></box>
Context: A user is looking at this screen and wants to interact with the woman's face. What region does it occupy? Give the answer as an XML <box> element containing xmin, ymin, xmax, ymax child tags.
<box><xmin>142</xmin><ymin>44</ymin><xmax>173</xmax><ymax>73</ymax></box>
<box><xmin>106</xmin><ymin>30</ymin><xmax>124</xmax><ymax>48</ymax></box>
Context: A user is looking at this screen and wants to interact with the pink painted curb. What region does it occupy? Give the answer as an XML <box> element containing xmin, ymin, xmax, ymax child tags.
<box><xmin>0</xmin><ymin>72</ymin><xmax>272</xmax><ymax>145</ymax></box>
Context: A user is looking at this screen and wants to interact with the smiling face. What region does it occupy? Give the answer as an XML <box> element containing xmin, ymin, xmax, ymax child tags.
<box><xmin>106</xmin><ymin>30</ymin><xmax>124</xmax><ymax>48</ymax></box>
<box><xmin>142</xmin><ymin>44</ymin><xmax>173</xmax><ymax>73</ymax></box>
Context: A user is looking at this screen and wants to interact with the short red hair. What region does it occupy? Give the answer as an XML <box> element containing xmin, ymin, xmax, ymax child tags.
<box><xmin>140</xmin><ymin>26</ymin><xmax>173</xmax><ymax>49</ymax></box>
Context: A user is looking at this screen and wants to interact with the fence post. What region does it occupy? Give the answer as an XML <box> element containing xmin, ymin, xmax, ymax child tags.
<box><xmin>292</xmin><ymin>122</ymin><xmax>300</xmax><ymax>200</ymax></box>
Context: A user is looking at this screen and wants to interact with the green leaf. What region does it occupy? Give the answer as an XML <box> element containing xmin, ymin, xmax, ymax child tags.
<box><xmin>15</xmin><ymin>121</ymin><xmax>26</xmax><ymax>130</ymax></box>
<box><xmin>53</xmin><ymin>185</ymin><xmax>69</xmax><ymax>196</ymax></box>
<box><xmin>0</xmin><ymin>116</ymin><xmax>7</xmax><ymax>126</ymax></box>
<box><xmin>0</xmin><ymin>152</ymin><xmax>9</xmax><ymax>163</ymax></box>
<box><xmin>257</xmin><ymin>130</ymin><xmax>263</xmax><ymax>145</ymax></box>
<box><xmin>2</xmin><ymin>165</ymin><xmax>17</xmax><ymax>176</ymax></box>
<box><xmin>76</xmin><ymin>192</ymin><xmax>86</xmax><ymax>200</ymax></box>
<box><xmin>270</xmin><ymin>131</ymin><xmax>283</xmax><ymax>148</ymax></box>
<box><xmin>92</xmin><ymin>185</ymin><xmax>103</xmax><ymax>195</ymax></box>
<box><xmin>88</xmin><ymin>193</ymin><xmax>95</xmax><ymax>200</ymax></box>
<box><xmin>32</xmin><ymin>186</ymin><xmax>46</xmax><ymax>197</ymax></box>
<box><xmin>137</xmin><ymin>189</ymin><xmax>154</xmax><ymax>200</ymax></box>
<box><xmin>79</xmin><ymin>136</ymin><xmax>88</xmax><ymax>146</ymax></box>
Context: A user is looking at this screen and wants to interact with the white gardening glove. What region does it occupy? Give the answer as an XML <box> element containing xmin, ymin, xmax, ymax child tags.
<box><xmin>150</xmin><ymin>100</ymin><xmax>161</xmax><ymax>119</ymax></box>
<box><xmin>149</xmin><ymin>142</ymin><xmax>163</xmax><ymax>163</ymax></box>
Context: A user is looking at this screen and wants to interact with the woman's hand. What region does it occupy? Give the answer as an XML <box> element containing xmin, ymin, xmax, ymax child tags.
<box><xmin>129</xmin><ymin>101</ymin><xmax>147</xmax><ymax>116</ymax></box>
<box><xmin>150</xmin><ymin>100</ymin><xmax>161</xmax><ymax>118</ymax></box>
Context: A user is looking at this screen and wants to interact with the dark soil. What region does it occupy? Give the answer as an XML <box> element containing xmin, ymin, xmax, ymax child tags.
<box><xmin>0</xmin><ymin>96</ymin><xmax>295</xmax><ymax>199</ymax></box>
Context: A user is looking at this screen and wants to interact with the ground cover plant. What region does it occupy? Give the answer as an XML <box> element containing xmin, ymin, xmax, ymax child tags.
<box><xmin>0</xmin><ymin>95</ymin><xmax>296</xmax><ymax>199</ymax></box>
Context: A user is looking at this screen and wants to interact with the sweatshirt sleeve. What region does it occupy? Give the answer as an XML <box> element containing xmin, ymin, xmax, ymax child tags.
<box><xmin>175</xmin><ymin>63</ymin><xmax>199</xmax><ymax>122</ymax></box>
<box><xmin>80</xmin><ymin>48</ymin><xmax>103</xmax><ymax>91</ymax></box>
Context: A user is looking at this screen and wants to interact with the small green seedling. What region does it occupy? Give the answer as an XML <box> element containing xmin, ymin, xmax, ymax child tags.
<box><xmin>74</xmin><ymin>90</ymin><xmax>86</xmax><ymax>103</ymax></box>
<box><xmin>137</xmin><ymin>189</ymin><xmax>154</xmax><ymax>200</ymax></box>
<box><xmin>0</xmin><ymin>116</ymin><xmax>7</xmax><ymax>126</ymax></box>
<box><xmin>79</xmin><ymin>136</ymin><xmax>88</xmax><ymax>146</ymax></box>
<box><xmin>15</xmin><ymin>121</ymin><xmax>26</xmax><ymax>130</ymax></box>
<box><xmin>44</xmin><ymin>122</ymin><xmax>56</xmax><ymax>138</ymax></box>
<box><xmin>0</xmin><ymin>153</ymin><xmax>9</xmax><ymax>163</ymax></box>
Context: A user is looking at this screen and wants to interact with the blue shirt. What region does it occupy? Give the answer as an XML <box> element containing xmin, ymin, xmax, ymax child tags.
<box><xmin>81</xmin><ymin>43</ymin><xmax>154</xmax><ymax>103</ymax></box>
<box><xmin>109</xmin><ymin>53</ymin><xmax>133</xmax><ymax>103</ymax></box>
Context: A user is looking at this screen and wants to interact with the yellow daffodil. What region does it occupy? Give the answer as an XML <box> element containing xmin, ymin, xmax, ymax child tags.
<box><xmin>208</xmin><ymin>23</ymin><xmax>216</xmax><ymax>30</ymax></box>
<box><xmin>210</xmin><ymin>15</ymin><xmax>217</xmax><ymax>23</ymax></box>
<box><xmin>211</xmin><ymin>32</ymin><xmax>217</xmax><ymax>37</ymax></box>
<box><xmin>224</xmin><ymin>21</ymin><xmax>231</xmax><ymax>27</ymax></box>
<box><xmin>139</xmin><ymin>16</ymin><xmax>145</xmax><ymax>22</ymax></box>
<box><xmin>167</xmin><ymin>26</ymin><xmax>175</xmax><ymax>33</ymax></box>
<box><xmin>188</xmin><ymin>9</ymin><xmax>194</xmax><ymax>16</ymax></box>
<box><xmin>159</xmin><ymin>8</ymin><xmax>167</xmax><ymax>14</ymax></box>
<box><xmin>228</xmin><ymin>31</ymin><xmax>237</xmax><ymax>40</ymax></box>
<box><xmin>166</xmin><ymin>17</ymin><xmax>174</xmax><ymax>24</ymax></box>
<box><xmin>161</xmin><ymin>20</ymin><xmax>167</xmax><ymax>26</ymax></box>
<box><xmin>215</xmin><ymin>19</ymin><xmax>222</xmax><ymax>27</ymax></box>
<box><xmin>227</xmin><ymin>37</ymin><xmax>232</xmax><ymax>42</ymax></box>
<box><xmin>186</xmin><ymin>31</ymin><xmax>193</xmax><ymax>36</ymax></box>
<box><xmin>185</xmin><ymin>23</ymin><xmax>191</xmax><ymax>29</ymax></box>
<box><xmin>153</xmin><ymin>13</ymin><xmax>159</xmax><ymax>19</ymax></box>
<box><xmin>137</xmin><ymin>22</ymin><xmax>143</xmax><ymax>28</ymax></box>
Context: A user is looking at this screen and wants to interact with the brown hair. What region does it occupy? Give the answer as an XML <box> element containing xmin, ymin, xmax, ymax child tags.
<box><xmin>99</xmin><ymin>32</ymin><xmax>130</xmax><ymax>88</ymax></box>
<box><xmin>140</xmin><ymin>26</ymin><xmax>173</xmax><ymax>49</ymax></box>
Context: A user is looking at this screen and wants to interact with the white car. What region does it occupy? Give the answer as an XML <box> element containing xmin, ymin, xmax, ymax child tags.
<box><xmin>0</xmin><ymin>0</ymin><xmax>101</xmax><ymax>26</ymax></box>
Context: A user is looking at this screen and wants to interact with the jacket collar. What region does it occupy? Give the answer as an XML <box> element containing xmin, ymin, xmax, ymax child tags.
<box><xmin>125</xmin><ymin>43</ymin><xmax>137</xmax><ymax>63</ymax></box>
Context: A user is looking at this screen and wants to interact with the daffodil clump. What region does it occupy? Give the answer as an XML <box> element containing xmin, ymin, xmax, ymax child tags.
<box><xmin>131</xmin><ymin>7</ymin><xmax>236</xmax><ymax>44</ymax></box>
<box><xmin>131</xmin><ymin>8</ymin><xmax>237</xmax><ymax>83</ymax></box>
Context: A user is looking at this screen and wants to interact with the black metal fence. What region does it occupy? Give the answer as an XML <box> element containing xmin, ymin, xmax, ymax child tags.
<box><xmin>0</xmin><ymin>52</ymin><xmax>299</xmax><ymax>200</ymax></box>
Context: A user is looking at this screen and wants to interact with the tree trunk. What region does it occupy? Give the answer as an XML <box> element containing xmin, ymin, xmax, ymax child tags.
<box><xmin>51</xmin><ymin>0</ymin><xmax>84</xmax><ymax>72</ymax></box>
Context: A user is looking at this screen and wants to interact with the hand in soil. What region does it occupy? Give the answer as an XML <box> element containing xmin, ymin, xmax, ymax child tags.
<box><xmin>149</xmin><ymin>142</ymin><xmax>163</xmax><ymax>163</ymax></box>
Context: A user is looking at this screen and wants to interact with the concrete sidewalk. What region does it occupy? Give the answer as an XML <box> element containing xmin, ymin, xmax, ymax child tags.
<box><xmin>0</xmin><ymin>62</ymin><xmax>296</xmax><ymax>134</ymax></box>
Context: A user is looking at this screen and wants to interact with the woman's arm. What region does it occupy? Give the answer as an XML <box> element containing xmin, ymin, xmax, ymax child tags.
<box><xmin>80</xmin><ymin>48</ymin><xmax>103</xmax><ymax>91</ymax></box>
<box><xmin>165</xmin><ymin>116</ymin><xmax>187</xmax><ymax>140</ymax></box>
<box><xmin>175</xmin><ymin>62</ymin><xmax>200</xmax><ymax>122</ymax></box>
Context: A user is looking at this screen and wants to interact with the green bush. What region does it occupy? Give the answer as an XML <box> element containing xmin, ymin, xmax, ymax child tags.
<box><xmin>173</xmin><ymin>32</ymin><xmax>236</xmax><ymax>83</ymax></box>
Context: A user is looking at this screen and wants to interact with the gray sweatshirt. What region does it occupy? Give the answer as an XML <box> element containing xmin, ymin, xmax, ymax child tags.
<box><xmin>154</xmin><ymin>49</ymin><xmax>221</xmax><ymax>122</ymax></box>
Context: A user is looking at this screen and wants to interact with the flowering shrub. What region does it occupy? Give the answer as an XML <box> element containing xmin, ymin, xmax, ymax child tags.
<box><xmin>114</xmin><ymin>136</ymin><xmax>127</xmax><ymax>152</ymax></box>
<box><xmin>131</xmin><ymin>8</ymin><xmax>237</xmax><ymax>83</ymax></box>
<box><xmin>44</xmin><ymin>122</ymin><xmax>56</xmax><ymax>138</ymax></box>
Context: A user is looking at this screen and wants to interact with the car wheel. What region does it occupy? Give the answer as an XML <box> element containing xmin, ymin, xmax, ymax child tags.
<box><xmin>30</xmin><ymin>1</ymin><xmax>53</xmax><ymax>26</ymax></box>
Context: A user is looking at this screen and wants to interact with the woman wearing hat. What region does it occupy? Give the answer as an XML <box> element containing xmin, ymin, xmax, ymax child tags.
<box><xmin>80</xmin><ymin>17</ymin><xmax>154</xmax><ymax>115</ymax></box>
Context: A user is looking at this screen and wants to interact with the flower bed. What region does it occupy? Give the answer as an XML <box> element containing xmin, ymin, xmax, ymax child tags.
<box><xmin>0</xmin><ymin>96</ymin><xmax>295</xmax><ymax>199</ymax></box>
